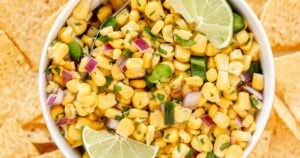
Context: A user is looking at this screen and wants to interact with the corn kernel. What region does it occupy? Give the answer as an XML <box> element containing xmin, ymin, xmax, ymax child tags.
<box><xmin>252</xmin><ymin>73</ymin><xmax>264</xmax><ymax>91</ymax></box>
<box><xmin>116</xmin><ymin>118</ymin><xmax>135</xmax><ymax>138</ymax></box>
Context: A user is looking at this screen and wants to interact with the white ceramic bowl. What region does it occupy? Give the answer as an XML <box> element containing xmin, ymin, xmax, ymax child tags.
<box><xmin>39</xmin><ymin>0</ymin><xmax>275</xmax><ymax>157</ymax></box>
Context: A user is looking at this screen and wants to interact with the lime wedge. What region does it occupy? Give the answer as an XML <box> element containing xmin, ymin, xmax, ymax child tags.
<box><xmin>169</xmin><ymin>0</ymin><xmax>233</xmax><ymax>49</ymax></box>
<box><xmin>82</xmin><ymin>126</ymin><xmax>158</xmax><ymax>158</ymax></box>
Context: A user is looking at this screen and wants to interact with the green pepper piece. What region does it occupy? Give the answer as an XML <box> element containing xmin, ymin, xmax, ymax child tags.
<box><xmin>233</xmin><ymin>13</ymin><xmax>246</xmax><ymax>33</ymax></box>
<box><xmin>100</xmin><ymin>16</ymin><xmax>118</xmax><ymax>30</ymax></box>
<box><xmin>68</xmin><ymin>41</ymin><xmax>83</xmax><ymax>62</ymax></box>
<box><xmin>174</xmin><ymin>35</ymin><xmax>196</xmax><ymax>47</ymax></box>
<box><xmin>165</xmin><ymin>101</ymin><xmax>174</xmax><ymax>125</ymax></box>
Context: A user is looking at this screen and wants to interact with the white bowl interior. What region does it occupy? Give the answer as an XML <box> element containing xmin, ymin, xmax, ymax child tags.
<box><xmin>39</xmin><ymin>0</ymin><xmax>275</xmax><ymax>157</ymax></box>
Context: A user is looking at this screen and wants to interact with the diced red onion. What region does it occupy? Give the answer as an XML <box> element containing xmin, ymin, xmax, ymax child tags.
<box><xmin>133</xmin><ymin>39</ymin><xmax>150</xmax><ymax>52</ymax></box>
<box><xmin>53</xmin><ymin>88</ymin><xmax>64</xmax><ymax>105</ymax></box>
<box><xmin>62</xmin><ymin>70</ymin><xmax>73</xmax><ymax>84</ymax></box>
<box><xmin>183</xmin><ymin>92</ymin><xmax>200</xmax><ymax>110</ymax></box>
<box><xmin>106</xmin><ymin>119</ymin><xmax>119</xmax><ymax>130</ymax></box>
<box><xmin>55</xmin><ymin>117</ymin><xmax>76</xmax><ymax>126</ymax></box>
<box><xmin>102</xmin><ymin>44</ymin><xmax>114</xmax><ymax>51</ymax></box>
<box><xmin>116</xmin><ymin>56</ymin><xmax>127</xmax><ymax>72</ymax></box>
<box><xmin>240</xmin><ymin>72</ymin><xmax>251</xmax><ymax>82</ymax></box>
<box><xmin>46</xmin><ymin>73</ymin><xmax>53</xmax><ymax>81</ymax></box>
<box><xmin>234</xmin><ymin>116</ymin><xmax>243</xmax><ymax>128</ymax></box>
<box><xmin>241</xmin><ymin>85</ymin><xmax>264</xmax><ymax>100</ymax></box>
<box><xmin>46</xmin><ymin>94</ymin><xmax>57</xmax><ymax>106</ymax></box>
<box><xmin>200</xmin><ymin>115</ymin><xmax>215</xmax><ymax>127</ymax></box>
<box><xmin>85</xmin><ymin>58</ymin><xmax>98</xmax><ymax>73</ymax></box>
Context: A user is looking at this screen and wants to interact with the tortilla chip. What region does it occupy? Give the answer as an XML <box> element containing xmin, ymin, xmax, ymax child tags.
<box><xmin>23</xmin><ymin>123</ymin><xmax>52</xmax><ymax>144</ymax></box>
<box><xmin>246</xmin><ymin>0</ymin><xmax>268</xmax><ymax>17</ymax></box>
<box><xmin>0</xmin><ymin>119</ymin><xmax>39</xmax><ymax>157</ymax></box>
<box><xmin>274</xmin><ymin>52</ymin><xmax>300</xmax><ymax>95</ymax></box>
<box><xmin>273</xmin><ymin>96</ymin><xmax>300</xmax><ymax>141</ymax></box>
<box><xmin>34</xmin><ymin>150</ymin><xmax>65</xmax><ymax>158</ymax></box>
<box><xmin>268</xmin><ymin>117</ymin><xmax>300</xmax><ymax>158</ymax></box>
<box><xmin>0</xmin><ymin>30</ymin><xmax>41</xmax><ymax>125</ymax></box>
<box><xmin>34</xmin><ymin>143</ymin><xmax>59</xmax><ymax>154</ymax></box>
<box><xmin>260</xmin><ymin>0</ymin><xmax>300</xmax><ymax>52</ymax></box>
<box><xmin>282</xmin><ymin>89</ymin><xmax>300</xmax><ymax>123</ymax></box>
<box><xmin>0</xmin><ymin>0</ymin><xmax>68</xmax><ymax>71</ymax></box>
<box><xmin>29</xmin><ymin>114</ymin><xmax>47</xmax><ymax>125</ymax></box>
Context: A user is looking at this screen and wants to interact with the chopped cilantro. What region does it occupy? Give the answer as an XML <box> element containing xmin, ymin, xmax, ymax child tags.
<box><xmin>53</xmin><ymin>67</ymin><xmax>60</xmax><ymax>75</ymax></box>
<box><xmin>220</xmin><ymin>142</ymin><xmax>231</xmax><ymax>151</ymax></box>
<box><xmin>159</xmin><ymin>47</ymin><xmax>168</xmax><ymax>55</ymax></box>
<box><xmin>115</xmin><ymin>115</ymin><xmax>123</xmax><ymax>121</ymax></box>
<box><xmin>122</xmin><ymin>49</ymin><xmax>133</xmax><ymax>57</ymax></box>
<box><xmin>174</xmin><ymin>34</ymin><xmax>196</xmax><ymax>47</ymax></box>
<box><xmin>177</xmin><ymin>144</ymin><xmax>181</xmax><ymax>152</ymax></box>
<box><xmin>156</xmin><ymin>93</ymin><xmax>165</xmax><ymax>102</ymax></box>
<box><xmin>186</xmin><ymin>148</ymin><xmax>194</xmax><ymax>158</ymax></box>
<box><xmin>137</xmin><ymin>130</ymin><xmax>142</xmax><ymax>135</ymax></box>
<box><xmin>206</xmin><ymin>152</ymin><xmax>217</xmax><ymax>158</ymax></box>
<box><xmin>113</xmin><ymin>85</ymin><xmax>122</xmax><ymax>92</ymax></box>
<box><xmin>165</xmin><ymin>134</ymin><xmax>170</xmax><ymax>139</ymax></box>
<box><xmin>143</xmin><ymin>26</ymin><xmax>156</xmax><ymax>40</ymax></box>
<box><xmin>97</xmin><ymin>36</ymin><xmax>112</xmax><ymax>43</ymax></box>
<box><xmin>200</xmin><ymin>138</ymin><xmax>205</xmax><ymax>145</ymax></box>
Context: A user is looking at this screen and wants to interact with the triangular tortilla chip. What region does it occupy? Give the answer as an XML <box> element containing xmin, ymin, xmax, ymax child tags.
<box><xmin>23</xmin><ymin>123</ymin><xmax>52</xmax><ymax>144</ymax></box>
<box><xmin>268</xmin><ymin>117</ymin><xmax>300</xmax><ymax>158</ymax></box>
<box><xmin>0</xmin><ymin>119</ymin><xmax>39</xmax><ymax>157</ymax></box>
<box><xmin>0</xmin><ymin>0</ymin><xmax>67</xmax><ymax>70</ymax></box>
<box><xmin>34</xmin><ymin>150</ymin><xmax>65</xmax><ymax>158</ymax></box>
<box><xmin>0</xmin><ymin>30</ymin><xmax>41</xmax><ymax>125</ymax></box>
<box><xmin>282</xmin><ymin>89</ymin><xmax>300</xmax><ymax>123</ymax></box>
<box><xmin>260</xmin><ymin>0</ymin><xmax>300</xmax><ymax>52</ymax></box>
<box><xmin>273</xmin><ymin>96</ymin><xmax>300</xmax><ymax>141</ymax></box>
<box><xmin>246</xmin><ymin>0</ymin><xmax>268</xmax><ymax>17</ymax></box>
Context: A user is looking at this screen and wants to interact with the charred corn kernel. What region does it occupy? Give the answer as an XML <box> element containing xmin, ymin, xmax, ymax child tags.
<box><xmin>81</xmin><ymin>35</ymin><xmax>93</xmax><ymax>48</ymax></box>
<box><xmin>184</xmin><ymin>76</ymin><xmax>203</xmax><ymax>88</ymax></box>
<box><xmin>237</xmin><ymin>92</ymin><xmax>251</xmax><ymax>110</ymax></box>
<box><xmin>75</xmin><ymin>117</ymin><xmax>92</xmax><ymax>129</ymax></box>
<box><xmin>116</xmin><ymin>82</ymin><xmax>134</xmax><ymax>99</ymax></box>
<box><xmin>201</xmin><ymin>82</ymin><xmax>220</xmax><ymax>103</ymax></box>
<box><xmin>152</xmin><ymin>53</ymin><xmax>161</xmax><ymax>68</ymax></box>
<box><xmin>87</xmin><ymin>26</ymin><xmax>98</xmax><ymax>37</ymax></box>
<box><xmin>216</xmin><ymin>71</ymin><xmax>230</xmax><ymax>91</ymax></box>
<box><xmin>150</xmin><ymin>110</ymin><xmax>165</xmax><ymax>128</ymax></box>
<box><xmin>206</xmin><ymin>68</ymin><xmax>218</xmax><ymax>83</ymax></box>
<box><xmin>128</xmin><ymin>109</ymin><xmax>148</xmax><ymax>118</ymax></box>
<box><xmin>191</xmin><ymin>135</ymin><xmax>213</xmax><ymax>152</ymax></box>
<box><xmin>100</xmin><ymin>26</ymin><xmax>114</xmax><ymax>36</ymax></box>
<box><xmin>230</xmin><ymin>49</ymin><xmax>243</xmax><ymax>61</ymax></box>
<box><xmin>77</xmin><ymin>93</ymin><xmax>97</xmax><ymax>108</ymax></box>
<box><xmin>66</xmin><ymin>79</ymin><xmax>79</xmax><ymax>93</ymax></box>
<box><xmin>215</xmin><ymin>54</ymin><xmax>229</xmax><ymax>71</ymax></box>
<box><xmin>174</xmin><ymin>106</ymin><xmax>192</xmax><ymax>123</ymax></box>
<box><xmin>133</xmin><ymin>123</ymin><xmax>148</xmax><ymax>141</ymax></box>
<box><xmin>175</xmin><ymin>18</ymin><xmax>188</xmax><ymax>30</ymax></box>
<box><xmin>74</xmin><ymin>101</ymin><xmax>88</xmax><ymax>116</ymax></box>
<box><xmin>252</xmin><ymin>73</ymin><xmax>264</xmax><ymax>91</ymax></box>
<box><xmin>214</xmin><ymin>134</ymin><xmax>231</xmax><ymax>157</ymax></box>
<box><xmin>48</xmin><ymin>42</ymin><xmax>69</xmax><ymax>62</ymax></box>
<box><xmin>231</xmin><ymin>130</ymin><xmax>251</xmax><ymax>142</ymax></box>
<box><xmin>116</xmin><ymin>118</ymin><xmax>135</xmax><ymax>138</ymax></box>
<box><xmin>163</xmin><ymin>127</ymin><xmax>179</xmax><ymax>143</ymax></box>
<box><xmin>111</xmin><ymin>64</ymin><xmax>125</xmax><ymax>81</ymax></box>
<box><xmin>77</xmin><ymin>83</ymin><xmax>91</xmax><ymax>96</ymax></box>
<box><xmin>151</xmin><ymin>20</ymin><xmax>164</xmax><ymax>35</ymax></box>
<box><xmin>229</xmin><ymin>74</ymin><xmax>241</xmax><ymax>87</ymax></box>
<box><xmin>108</xmin><ymin>31</ymin><xmax>125</xmax><ymax>39</ymax></box>
<box><xmin>174</xmin><ymin>60</ymin><xmax>190</xmax><ymax>72</ymax></box>
<box><xmin>97</xmin><ymin>5</ymin><xmax>112</xmax><ymax>23</ymax></box>
<box><xmin>213</xmin><ymin>112</ymin><xmax>230</xmax><ymax>129</ymax></box>
<box><xmin>175</xmin><ymin>45</ymin><xmax>191</xmax><ymax>63</ymax></box>
<box><xmin>229</xmin><ymin>61</ymin><xmax>244</xmax><ymax>76</ymax></box>
<box><xmin>50</xmin><ymin>105</ymin><xmax>64</xmax><ymax>120</ymax></box>
<box><xmin>73</xmin><ymin>0</ymin><xmax>92</xmax><ymax>19</ymax></box>
<box><xmin>125</xmin><ymin>68</ymin><xmax>146</xmax><ymax>79</ymax></box>
<box><xmin>172</xmin><ymin>143</ymin><xmax>190</xmax><ymax>158</ymax></box>
<box><xmin>116</xmin><ymin>8</ymin><xmax>129</xmax><ymax>26</ymax></box>
<box><xmin>242</xmin><ymin>114</ymin><xmax>254</xmax><ymax>128</ymax></box>
<box><xmin>146</xmin><ymin>125</ymin><xmax>155</xmax><ymax>145</ymax></box>
<box><xmin>104</xmin><ymin>108</ymin><xmax>122</xmax><ymax>118</ymax></box>
<box><xmin>236</xmin><ymin>30</ymin><xmax>249</xmax><ymax>45</ymax></box>
<box><xmin>154</xmin><ymin>138</ymin><xmax>167</xmax><ymax>148</ymax></box>
<box><xmin>68</xmin><ymin>124</ymin><xmax>82</xmax><ymax>141</ymax></box>
<box><xmin>243</xmin><ymin>55</ymin><xmax>252</xmax><ymax>71</ymax></box>
<box><xmin>97</xmin><ymin>93</ymin><xmax>117</xmax><ymax>110</ymax></box>
<box><xmin>225</xmin><ymin>145</ymin><xmax>243</xmax><ymax>158</ymax></box>
<box><xmin>174</xmin><ymin>29</ymin><xmax>193</xmax><ymax>40</ymax></box>
<box><xmin>159</xmin><ymin>44</ymin><xmax>174</xmax><ymax>58</ymax></box>
<box><xmin>207</xmin><ymin>57</ymin><xmax>216</xmax><ymax>69</ymax></box>
<box><xmin>206</xmin><ymin>43</ymin><xmax>220</xmax><ymax>56</ymax></box>
<box><xmin>65</xmin><ymin>104</ymin><xmax>77</xmax><ymax>119</ymax></box>
<box><xmin>109</xmin><ymin>39</ymin><xmax>124</xmax><ymax>49</ymax></box>
<box><xmin>162</xmin><ymin>25</ymin><xmax>174</xmax><ymax>43</ymax></box>
<box><xmin>129</xmin><ymin>79</ymin><xmax>146</xmax><ymax>89</ymax></box>
<box><xmin>67</xmin><ymin>17</ymin><xmax>87</xmax><ymax>35</ymax></box>
<box><xmin>191</xmin><ymin>34</ymin><xmax>208</xmax><ymax>56</ymax></box>
<box><xmin>129</xmin><ymin>10</ymin><xmax>140</xmax><ymax>22</ymax></box>
<box><xmin>208</xmin><ymin>104</ymin><xmax>218</xmax><ymax>118</ymax></box>
<box><xmin>121</xmin><ymin>21</ymin><xmax>140</xmax><ymax>38</ymax></box>
<box><xmin>164</xmin><ymin>14</ymin><xmax>175</xmax><ymax>25</ymax></box>
<box><xmin>126</xmin><ymin>58</ymin><xmax>144</xmax><ymax>71</ymax></box>
<box><xmin>91</xmin><ymin>68</ymin><xmax>106</xmax><ymax>86</ymax></box>
<box><xmin>145</xmin><ymin>1</ymin><xmax>165</xmax><ymax>22</ymax></box>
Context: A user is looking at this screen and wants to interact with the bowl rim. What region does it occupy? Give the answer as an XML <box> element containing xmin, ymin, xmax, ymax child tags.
<box><xmin>38</xmin><ymin>0</ymin><xmax>275</xmax><ymax>157</ymax></box>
